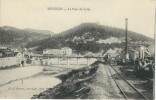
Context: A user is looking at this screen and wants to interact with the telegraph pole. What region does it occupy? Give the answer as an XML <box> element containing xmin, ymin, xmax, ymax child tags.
<box><xmin>22</xmin><ymin>44</ymin><xmax>24</xmax><ymax>58</ymax></box>
<box><xmin>125</xmin><ymin>18</ymin><xmax>129</xmax><ymax>60</ymax></box>
<box><xmin>21</xmin><ymin>43</ymin><xmax>24</xmax><ymax>67</ymax></box>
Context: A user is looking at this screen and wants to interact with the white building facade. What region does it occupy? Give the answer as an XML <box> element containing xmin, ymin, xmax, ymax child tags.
<box><xmin>43</xmin><ymin>47</ymin><xmax>72</xmax><ymax>56</ymax></box>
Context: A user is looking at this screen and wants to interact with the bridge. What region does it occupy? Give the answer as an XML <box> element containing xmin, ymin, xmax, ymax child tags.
<box><xmin>31</xmin><ymin>55</ymin><xmax>105</xmax><ymax>66</ymax></box>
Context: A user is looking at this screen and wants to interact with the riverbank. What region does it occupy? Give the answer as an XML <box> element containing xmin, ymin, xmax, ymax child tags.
<box><xmin>0</xmin><ymin>64</ymin><xmax>20</xmax><ymax>70</ymax></box>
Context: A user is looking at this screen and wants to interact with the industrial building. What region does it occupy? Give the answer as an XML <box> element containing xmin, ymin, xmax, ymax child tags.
<box><xmin>129</xmin><ymin>45</ymin><xmax>151</xmax><ymax>60</ymax></box>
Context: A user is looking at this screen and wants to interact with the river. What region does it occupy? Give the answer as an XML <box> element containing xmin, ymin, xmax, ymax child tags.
<box><xmin>0</xmin><ymin>66</ymin><xmax>61</xmax><ymax>99</ymax></box>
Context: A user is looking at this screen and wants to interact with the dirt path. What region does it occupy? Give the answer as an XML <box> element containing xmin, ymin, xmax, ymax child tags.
<box><xmin>89</xmin><ymin>63</ymin><xmax>124</xmax><ymax>99</ymax></box>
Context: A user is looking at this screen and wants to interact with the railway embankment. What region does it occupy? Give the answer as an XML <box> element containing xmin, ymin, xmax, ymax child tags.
<box><xmin>32</xmin><ymin>61</ymin><xmax>124</xmax><ymax>99</ymax></box>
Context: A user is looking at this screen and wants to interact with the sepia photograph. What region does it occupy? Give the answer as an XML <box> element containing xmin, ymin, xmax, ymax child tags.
<box><xmin>0</xmin><ymin>0</ymin><xmax>155</xmax><ymax>99</ymax></box>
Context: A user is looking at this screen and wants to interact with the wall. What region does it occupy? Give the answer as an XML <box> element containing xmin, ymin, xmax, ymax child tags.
<box><xmin>31</xmin><ymin>59</ymin><xmax>42</xmax><ymax>65</ymax></box>
<box><xmin>0</xmin><ymin>57</ymin><xmax>21</xmax><ymax>68</ymax></box>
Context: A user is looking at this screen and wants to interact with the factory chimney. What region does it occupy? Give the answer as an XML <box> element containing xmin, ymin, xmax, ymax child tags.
<box><xmin>125</xmin><ymin>18</ymin><xmax>129</xmax><ymax>60</ymax></box>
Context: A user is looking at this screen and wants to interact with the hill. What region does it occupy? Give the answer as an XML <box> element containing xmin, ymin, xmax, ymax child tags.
<box><xmin>0</xmin><ymin>26</ymin><xmax>54</xmax><ymax>47</ymax></box>
<box><xmin>26</xmin><ymin>23</ymin><xmax>153</xmax><ymax>54</ymax></box>
<box><xmin>23</xmin><ymin>28</ymin><xmax>55</xmax><ymax>36</ymax></box>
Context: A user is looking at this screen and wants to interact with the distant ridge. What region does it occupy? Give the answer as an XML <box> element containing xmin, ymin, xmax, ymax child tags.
<box><xmin>0</xmin><ymin>26</ymin><xmax>54</xmax><ymax>47</ymax></box>
<box><xmin>26</xmin><ymin>23</ymin><xmax>153</xmax><ymax>53</ymax></box>
<box><xmin>24</xmin><ymin>28</ymin><xmax>55</xmax><ymax>35</ymax></box>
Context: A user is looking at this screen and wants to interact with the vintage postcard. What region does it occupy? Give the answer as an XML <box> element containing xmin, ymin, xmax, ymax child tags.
<box><xmin>0</xmin><ymin>0</ymin><xmax>155</xmax><ymax>99</ymax></box>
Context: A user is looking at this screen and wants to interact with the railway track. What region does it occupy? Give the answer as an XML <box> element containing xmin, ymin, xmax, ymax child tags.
<box><xmin>105</xmin><ymin>64</ymin><xmax>149</xmax><ymax>100</ymax></box>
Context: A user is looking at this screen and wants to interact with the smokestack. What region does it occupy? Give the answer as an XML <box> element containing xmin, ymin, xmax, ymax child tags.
<box><xmin>154</xmin><ymin>8</ymin><xmax>156</xmax><ymax>57</ymax></box>
<box><xmin>125</xmin><ymin>18</ymin><xmax>129</xmax><ymax>60</ymax></box>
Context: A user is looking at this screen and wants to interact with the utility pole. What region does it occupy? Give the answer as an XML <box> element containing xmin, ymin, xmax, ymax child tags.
<box><xmin>21</xmin><ymin>43</ymin><xmax>24</xmax><ymax>67</ymax></box>
<box><xmin>125</xmin><ymin>18</ymin><xmax>129</xmax><ymax>60</ymax></box>
<box><xmin>22</xmin><ymin>44</ymin><xmax>24</xmax><ymax>58</ymax></box>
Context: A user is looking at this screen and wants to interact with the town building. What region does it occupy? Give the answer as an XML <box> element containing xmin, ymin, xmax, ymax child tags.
<box><xmin>0</xmin><ymin>47</ymin><xmax>8</xmax><ymax>49</ymax></box>
<box><xmin>61</xmin><ymin>47</ymin><xmax>72</xmax><ymax>55</ymax></box>
<box><xmin>0</xmin><ymin>49</ymin><xmax>14</xmax><ymax>57</ymax></box>
<box><xmin>43</xmin><ymin>47</ymin><xmax>72</xmax><ymax>56</ymax></box>
<box><xmin>14</xmin><ymin>52</ymin><xmax>22</xmax><ymax>58</ymax></box>
<box><xmin>43</xmin><ymin>49</ymin><xmax>61</xmax><ymax>56</ymax></box>
<box><xmin>0</xmin><ymin>48</ymin><xmax>24</xmax><ymax>68</ymax></box>
<box><xmin>0</xmin><ymin>48</ymin><xmax>23</xmax><ymax>59</ymax></box>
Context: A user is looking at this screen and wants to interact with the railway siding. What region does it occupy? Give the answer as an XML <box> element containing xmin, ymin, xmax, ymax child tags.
<box><xmin>108</xmin><ymin>64</ymin><xmax>149</xmax><ymax>100</ymax></box>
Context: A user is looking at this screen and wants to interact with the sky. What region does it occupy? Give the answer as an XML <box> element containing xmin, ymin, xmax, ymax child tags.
<box><xmin>0</xmin><ymin>0</ymin><xmax>156</xmax><ymax>38</ymax></box>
